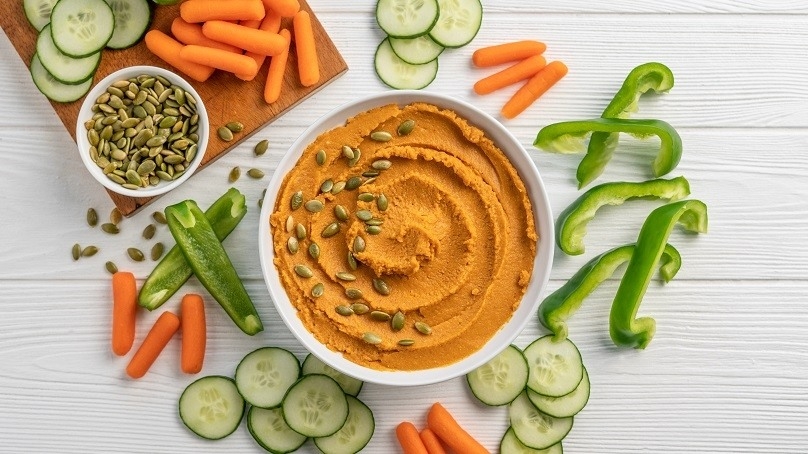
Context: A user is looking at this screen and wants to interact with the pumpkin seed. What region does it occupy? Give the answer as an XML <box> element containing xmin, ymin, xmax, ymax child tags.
<box><xmin>397</xmin><ymin>119</ymin><xmax>416</xmax><ymax>136</ymax></box>
<box><xmin>336</xmin><ymin>305</ymin><xmax>354</xmax><ymax>316</ymax></box>
<box><xmin>294</xmin><ymin>264</ymin><xmax>313</xmax><ymax>278</ymax></box>
<box><xmin>321</xmin><ymin>222</ymin><xmax>340</xmax><ymax>238</ymax></box>
<box><xmin>304</xmin><ymin>199</ymin><xmax>324</xmax><ymax>212</ymax></box>
<box><xmin>346</xmin><ymin>176</ymin><xmax>363</xmax><ymax>190</ymax></box>
<box><xmin>341</xmin><ymin>145</ymin><xmax>355</xmax><ymax>160</ymax></box>
<box><xmin>351</xmin><ymin>303</ymin><xmax>370</xmax><ymax>315</ymax></box>
<box><xmin>377</xmin><ymin>193</ymin><xmax>389</xmax><ymax>211</ymax></box>
<box><xmin>415</xmin><ymin>321</ymin><xmax>432</xmax><ymax>335</ymax></box>
<box><xmin>336</xmin><ymin>271</ymin><xmax>356</xmax><ymax>281</ymax></box>
<box><xmin>345</xmin><ymin>288</ymin><xmax>363</xmax><ymax>299</ymax></box>
<box><xmin>366</xmin><ymin>225</ymin><xmax>382</xmax><ymax>235</ymax></box>
<box><xmin>356</xmin><ymin>210</ymin><xmax>373</xmax><ymax>221</ymax></box>
<box><xmin>291</xmin><ymin>191</ymin><xmax>304</xmax><ymax>210</ymax></box>
<box><xmin>315</xmin><ymin>149</ymin><xmax>326</xmax><ymax>166</ymax></box>
<box><xmin>334</xmin><ymin>205</ymin><xmax>349</xmax><ymax>222</ymax></box>
<box><xmin>71</xmin><ymin>243</ymin><xmax>81</xmax><ymax>261</ymax></box>
<box><xmin>285</xmin><ymin>215</ymin><xmax>295</xmax><ymax>232</ymax></box>
<box><xmin>254</xmin><ymin>139</ymin><xmax>269</xmax><ymax>156</ymax></box>
<box><xmin>347</xmin><ymin>251</ymin><xmax>358</xmax><ymax>270</ymax></box>
<box><xmin>287</xmin><ymin>237</ymin><xmax>299</xmax><ymax>254</ymax></box>
<box><xmin>151</xmin><ymin>242</ymin><xmax>164</xmax><ymax>261</ymax></box>
<box><xmin>101</xmin><ymin>223</ymin><xmax>120</xmax><ymax>234</ymax></box>
<box><xmin>143</xmin><ymin>223</ymin><xmax>156</xmax><ymax>240</ymax></box>
<box><xmin>320</xmin><ymin>179</ymin><xmax>334</xmax><ymax>193</ymax></box>
<box><xmin>392</xmin><ymin>311</ymin><xmax>405</xmax><ymax>331</ymax></box>
<box><xmin>296</xmin><ymin>223</ymin><xmax>307</xmax><ymax>240</ymax></box>
<box><xmin>362</xmin><ymin>169</ymin><xmax>380</xmax><ymax>178</ymax></box>
<box><xmin>357</xmin><ymin>192</ymin><xmax>375</xmax><ymax>202</ymax></box>
<box><xmin>311</xmin><ymin>283</ymin><xmax>324</xmax><ymax>298</ymax></box>
<box><xmin>370</xmin><ymin>130</ymin><xmax>392</xmax><ymax>142</ymax></box>
<box><xmin>331</xmin><ymin>181</ymin><xmax>346</xmax><ymax>194</ymax></box>
<box><xmin>308</xmin><ymin>242</ymin><xmax>320</xmax><ymax>259</ymax></box>
<box><xmin>105</xmin><ymin>261</ymin><xmax>118</xmax><ymax>274</ymax></box>
<box><xmin>372</xmin><ymin>159</ymin><xmax>392</xmax><ymax>170</ymax></box>
<box><xmin>365</xmin><ymin>218</ymin><xmax>384</xmax><ymax>226</ymax></box>
<box><xmin>362</xmin><ymin>176</ymin><xmax>377</xmax><ymax>186</ymax></box>
<box><xmin>370</xmin><ymin>311</ymin><xmax>391</xmax><ymax>322</ymax></box>
<box><xmin>349</xmin><ymin>148</ymin><xmax>361</xmax><ymax>167</ymax></box>
<box><xmin>372</xmin><ymin>278</ymin><xmax>391</xmax><ymax>296</ymax></box>
<box><xmin>218</xmin><ymin>126</ymin><xmax>234</xmax><ymax>141</ymax></box>
<box><xmin>127</xmin><ymin>247</ymin><xmax>145</xmax><ymax>262</ymax></box>
<box><xmin>353</xmin><ymin>236</ymin><xmax>366</xmax><ymax>253</ymax></box>
<box><xmin>227</xmin><ymin>166</ymin><xmax>241</xmax><ymax>182</ymax></box>
<box><xmin>226</xmin><ymin>121</ymin><xmax>244</xmax><ymax>133</ymax></box>
<box><xmin>397</xmin><ymin>339</ymin><xmax>415</xmax><ymax>346</ymax></box>
<box><xmin>363</xmin><ymin>332</ymin><xmax>382</xmax><ymax>345</ymax></box>
<box><xmin>247</xmin><ymin>168</ymin><xmax>265</xmax><ymax>179</ymax></box>
<box><xmin>86</xmin><ymin>208</ymin><xmax>98</xmax><ymax>227</ymax></box>
<box><xmin>258</xmin><ymin>198</ymin><xmax>263</xmax><ymax>208</ymax></box>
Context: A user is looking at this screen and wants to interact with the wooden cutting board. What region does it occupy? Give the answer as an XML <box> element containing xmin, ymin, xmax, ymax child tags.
<box><xmin>0</xmin><ymin>0</ymin><xmax>347</xmax><ymax>216</ymax></box>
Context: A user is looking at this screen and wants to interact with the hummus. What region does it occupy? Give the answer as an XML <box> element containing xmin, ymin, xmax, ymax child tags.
<box><xmin>270</xmin><ymin>102</ymin><xmax>538</xmax><ymax>371</ymax></box>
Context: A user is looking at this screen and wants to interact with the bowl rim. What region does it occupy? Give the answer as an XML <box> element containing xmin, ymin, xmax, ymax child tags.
<box><xmin>75</xmin><ymin>65</ymin><xmax>208</xmax><ymax>198</ymax></box>
<box><xmin>258</xmin><ymin>90</ymin><xmax>554</xmax><ymax>386</ymax></box>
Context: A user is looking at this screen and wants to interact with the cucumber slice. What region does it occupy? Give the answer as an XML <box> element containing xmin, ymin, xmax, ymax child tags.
<box><xmin>104</xmin><ymin>0</ymin><xmax>152</xmax><ymax>49</ymax></box>
<box><xmin>235</xmin><ymin>347</ymin><xmax>301</xmax><ymax>409</ymax></box>
<box><xmin>301</xmin><ymin>353</ymin><xmax>363</xmax><ymax>397</ymax></box>
<box><xmin>429</xmin><ymin>0</ymin><xmax>482</xmax><ymax>48</ymax></box>
<box><xmin>313</xmin><ymin>395</ymin><xmax>375</xmax><ymax>454</ymax></box>
<box><xmin>179</xmin><ymin>376</ymin><xmax>245</xmax><ymax>440</ymax></box>
<box><xmin>523</xmin><ymin>335</ymin><xmax>583</xmax><ymax>397</ymax></box>
<box><xmin>509</xmin><ymin>392</ymin><xmax>573</xmax><ymax>450</ymax></box>
<box><xmin>51</xmin><ymin>0</ymin><xmax>115</xmax><ymax>58</ymax></box>
<box><xmin>466</xmin><ymin>344</ymin><xmax>529</xmax><ymax>406</ymax></box>
<box><xmin>24</xmin><ymin>0</ymin><xmax>59</xmax><ymax>31</ymax></box>
<box><xmin>282</xmin><ymin>374</ymin><xmax>349</xmax><ymax>438</ymax></box>
<box><xmin>36</xmin><ymin>24</ymin><xmax>101</xmax><ymax>85</ymax></box>
<box><xmin>374</xmin><ymin>38</ymin><xmax>438</xmax><ymax>90</ymax></box>
<box><xmin>375</xmin><ymin>0</ymin><xmax>439</xmax><ymax>39</ymax></box>
<box><xmin>500</xmin><ymin>427</ymin><xmax>563</xmax><ymax>454</ymax></box>
<box><xmin>528</xmin><ymin>368</ymin><xmax>590</xmax><ymax>418</ymax></box>
<box><xmin>389</xmin><ymin>34</ymin><xmax>445</xmax><ymax>65</ymax></box>
<box><xmin>248</xmin><ymin>406</ymin><xmax>308</xmax><ymax>454</ymax></box>
<box><xmin>30</xmin><ymin>54</ymin><xmax>92</xmax><ymax>103</ymax></box>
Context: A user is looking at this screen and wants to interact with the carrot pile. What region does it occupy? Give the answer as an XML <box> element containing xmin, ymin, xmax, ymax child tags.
<box><xmin>397</xmin><ymin>402</ymin><xmax>489</xmax><ymax>454</ymax></box>
<box><xmin>472</xmin><ymin>40</ymin><xmax>568</xmax><ymax>119</ymax></box>
<box><xmin>111</xmin><ymin>271</ymin><xmax>208</xmax><ymax>378</ymax></box>
<box><xmin>145</xmin><ymin>0</ymin><xmax>320</xmax><ymax>103</ymax></box>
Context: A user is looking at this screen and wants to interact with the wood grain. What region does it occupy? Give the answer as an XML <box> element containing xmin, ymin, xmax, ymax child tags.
<box><xmin>0</xmin><ymin>0</ymin><xmax>347</xmax><ymax>216</ymax></box>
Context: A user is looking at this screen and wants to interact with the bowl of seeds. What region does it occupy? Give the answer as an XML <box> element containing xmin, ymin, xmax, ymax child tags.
<box><xmin>76</xmin><ymin>66</ymin><xmax>207</xmax><ymax>197</ymax></box>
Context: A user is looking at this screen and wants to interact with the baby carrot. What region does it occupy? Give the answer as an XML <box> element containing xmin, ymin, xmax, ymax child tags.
<box><xmin>426</xmin><ymin>402</ymin><xmax>490</xmax><ymax>454</ymax></box>
<box><xmin>264</xmin><ymin>28</ymin><xmax>291</xmax><ymax>103</ymax></box>
<box><xmin>144</xmin><ymin>30</ymin><xmax>215</xmax><ymax>82</ymax></box>
<box><xmin>171</xmin><ymin>17</ymin><xmax>241</xmax><ymax>53</ymax></box>
<box><xmin>262</xmin><ymin>0</ymin><xmax>300</xmax><ymax>17</ymax></box>
<box><xmin>293</xmin><ymin>10</ymin><xmax>319</xmax><ymax>87</ymax></box>
<box><xmin>237</xmin><ymin>9</ymin><xmax>283</xmax><ymax>81</ymax></box>
<box><xmin>180</xmin><ymin>294</ymin><xmax>206</xmax><ymax>374</ymax></box>
<box><xmin>396</xmin><ymin>422</ymin><xmax>429</xmax><ymax>454</ymax></box>
<box><xmin>180</xmin><ymin>44</ymin><xmax>259</xmax><ymax>78</ymax></box>
<box><xmin>112</xmin><ymin>271</ymin><xmax>138</xmax><ymax>356</ymax></box>
<box><xmin>202</xmin><ymin>20</ymin><xmax>287</xmax><ymax>56</ymax></box>
<box><xmin>420</xmin><ymin>428</ymin><xmax>448</xmax><ymax>454</ymax></box>
<box><xmin>474</xmin><ymin>54</ymin><xmax>547</xmax><ymax>95</ymax></box>
<box><xmin>501</xmin><ymin>60</ymin><xmax>568</xmax><ymax>119</ymax></box>
<box><xmin>126</xmin><ymin>311</ymin><xmax>180</xmax><ymax>379</ymax></box>
<box><xmin>239</xmin><ymin>19</ymin><xmax>262</xmax><ymax>29</ymax></box>
<box><xmin>472</xmin><ymin>40</ymin><xmax>546</xmax><ymax>67</ymax></box>
<box><xmin>180</xmin><ymin>0</ymin><xmax>266</xmax><ymax>23</ymax></box>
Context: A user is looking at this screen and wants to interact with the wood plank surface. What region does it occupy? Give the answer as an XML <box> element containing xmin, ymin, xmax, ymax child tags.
<box><xmin>0</xmin><ymin>0</ymin><xmax>347</xmax><ymax>216</ymax></box>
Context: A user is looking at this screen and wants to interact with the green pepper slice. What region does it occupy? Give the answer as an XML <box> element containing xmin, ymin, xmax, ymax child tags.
<box><xmin>166</xmin><ymin>199</ymin><xmax>263</xmax><ymax>336</ymax></box>
<box><xmin>539</xmin><ymin>243</ymin><xmax>682</xmax><ymax>342</ymax></box>
<box><xmin>580</xmin><ymin>63</ymin><xmax>674</xmax><ymax>188</ymax></box>
<box><xmin>534</xmin><ymin>118</ymin><xmax>682</xmax><ymax>181</ymax></box>
<box><xmin>139</xmin><ymin>188</ymin><xmax>248</xmax><ymax>310</ymax></box>
<box><xmin>556</xmin><ymin>176</ymin><xmax>690</xmax><ymax>255</ymax></box>
<box><xmin>609</xmin><ymin>200</ymin><xmax>708</xmax><ymax>349</ymax></box>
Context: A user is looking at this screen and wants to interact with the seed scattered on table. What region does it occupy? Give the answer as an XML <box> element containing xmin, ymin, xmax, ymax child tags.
<box><xmin>226</xmin><ymin>121</ymin><xmax>244</xmax><ymax>133</ymax></box>
<box><xmin>127</xmin><ymin>247</ymin><xmax>145</xmax><ymax>262</ymax></box>
<box><xmin>218</xmin><ymin>126</ymin><xmax>234</xmax><ymax>142</ymax></box>
<box><xmin>247</xmin><ymin>168</ymin><xmax>265</xmax><ymax>179</ymax></box>
<box><xmin>143</xmin><ymin>223</ymin><xmax>156</xmax><ymax>240</ymax></box>
<box><xmin>229</xmin><ymin>167</ymin><xmax>241</xmax><ymax>183</ymax></box>
<box><xmin>71</xmin><ymin>243</ymin><xmax>81</xmax><ymax>261</ymax></box>
<box><xmin>105</xmin><ymin>261</ymin><xmax>118</xmax><ymax>275</ymax></box>
<box><xmin>81</xmin><ymin>245</ymin><xmax>99</xmax><ymax>257</ymax></box>
<box><xmin>151</xmin><ymin>242</ymin><xmax>164</xmax><ymax>261</ymax></box>
<box><xmin>86</xmin><ymin>208</ymin><xmax>98</xmax><ymax>227</ymax></box>
<box><xmin>254</xmin><ymin>139</ymin><xmax>269</xmax><ymax>156</ymax></box>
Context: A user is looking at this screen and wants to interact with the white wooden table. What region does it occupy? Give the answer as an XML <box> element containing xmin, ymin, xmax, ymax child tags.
<box><xmin>2</xmin><ymin>1</ymin><xmax>807</xmax><ymax>452</ymax></box>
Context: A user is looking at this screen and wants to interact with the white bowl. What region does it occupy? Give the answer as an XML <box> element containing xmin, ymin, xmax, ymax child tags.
<box><xmin>258</xmin><ymin>91</ymin><xmax>554</xmax><ymax>386</ymax></box>
<box><xmin>76</xmin><ymin>66</ymin><xmax>208</xmax><ymax>198</ymax></box>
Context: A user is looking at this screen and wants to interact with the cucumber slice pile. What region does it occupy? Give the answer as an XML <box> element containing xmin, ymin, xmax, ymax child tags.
<box><xmin>24</xmin><ymin>0</ymin><xmax>59</xmax><ymax>31</ymax></box>
<box><xmin>51</xmin><ymin>0</ymin><xmax>115</xmax><ymax>58</ymax></box>
<box><xmin>466</xmin><ymin>335</ymin><xmax>593</xmax><ymax>452</ymax></box>
<box><xmin>36</xmin><ymin>24</ymin><xmax>101</xmax><ymax>84</ymax></box>
<box><xmin>30</xmin><ymin>54</ymin><xmax>93</xmax><ymax>103</ymax></box>
<box><xmin>301</xmin><ymin>353</ymin><xmax>364</xmax><ymax>397</ymax></box>
<box><xmin>373</xmin><ymin>0</ymin><xmax>483</xmax><ymax>89</ymax></box>
<box><xmin>104</xmin><ymin>0</ymin><xmax>152</xmax><ymax>50</ymax></box>
<box><xmin>235</xmin><ymin>347</ymin><xmax>301</xmax><ymax>409</ymax></box>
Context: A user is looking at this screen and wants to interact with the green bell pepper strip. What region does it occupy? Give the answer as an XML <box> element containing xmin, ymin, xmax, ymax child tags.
<box><xmin>534</xmin><ymin>118</ymin><xmax>682</xmax><ymax>181</ymax></box>
<box><xmin>539</xmin><ymin>243</ymin><xmax>682</xmax><ymax>342</ymax></box>
<box><xmin>139</xmin><ymin>188</ymin><xmax>248</xmax><ymax>310</ymax></box>
<box><xmin>556</xmin><ymin>176</ymin><xmax>690</xmax><ymax>255</ymax></box>
<box><xmin>579</xmin><ymin>62</ymin><xmax>675</xmax><ymax>188</ymax></box>
<box><xmin>166</xmin><ymin>199</ymin><xmax>263</xmax><ymax>336</ymax></box>
<box><xmin>609</xmin><ymin>199</ymin><xmax>708</xmax><ymax>349</ymax></box>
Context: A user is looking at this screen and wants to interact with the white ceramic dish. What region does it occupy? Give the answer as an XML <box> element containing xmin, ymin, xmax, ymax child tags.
<box><xmin>76</xmin><ymin>65</ymin><xmax>208</xmax><ymax>198</ymax></box>
<box><xmin>258</xmin><ymin>91</ymin><xmax>554</xmax><ymax>386</ymax></box>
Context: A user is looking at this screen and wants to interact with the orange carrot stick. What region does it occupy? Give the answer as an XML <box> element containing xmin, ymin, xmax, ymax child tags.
<box><xmin>112</xmin><ymin>271</ymin><xmax>138</xmax><ymax>356</ymax></box>
<box><xmin>426</xmin><ymin>403</ymin><xmax>490</xmax><ymax>454</ymax></box>
<box><xmin>171</xmin><ymin>17</ymin><xmax>241</xmax><ymax>53</ymax></box>
<box><xmin>474</xmin><ymin>54</ymin><xmax>547</xmax><ymax>95</ymax></box>
<box><xmin>472</xmin><ymin>40</ymin><xmax>546</xmax><ymax>67</ymax></box>
<box><xmin>144</xmin><ymin>30</ymin><xmax>215</xmax><ymax>82</ymax></box>
<box><xmin>293</xmin><ymin>10</ymin><xmax>319</xmax><ymax>87</ymax></box>
<box><xmin>501</xmin><ymin>60</ymin><xmax>568</xmax><ymax>119</ymax></box>
<box><xmin>239</xmin><ymin>19</ymin><xmax>262</xmax><ymax>29</ymax></box>
<box><xmin>264</xmin><ymin>28</ymin><xmax>291</xmax><ymax>103</ymax></box>
<box><xmin>126</xmin><ymin>311</ymin><xmax>180</xmax><ymax>379</ymax></box>
<box><xmin>237</xmin><ymin>9</ymin><xmax>283</xmax><ymax>81</ymax></box>
<box><xmin>180</xmin><ymin>294</ymin><xmax>206</xmax><ymax>374</ymax></box>
<box><xmin>396</xmin><ymin>422</ymin><xmax>429</xmax><ymax>454</ymax></box>
<box><xmin>180</xmin><ymin>44</ymin><xmax>259</xmax><ymax>78</ymax></box>
<box><xmin>420</xmin><ymin>428</ymin><xmax>448</xmax><ymax>454</ymax></box>
<box><xmin>180</xmin><ymin>0</ymin><xmax>265</xmax><ymax>23</ymax></box>
<box><xmin>262</xmin><ymin>0</ymin><xmax>299</xmax><ymax>17</ymax></box>
<box><xmin>202</xmin><ymin>20</ymin><xmax>287</xmax><ymax>56</ymax></box>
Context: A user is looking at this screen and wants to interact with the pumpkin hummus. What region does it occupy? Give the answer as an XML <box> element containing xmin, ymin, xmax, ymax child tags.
<box><xmin>270</xmin><ymin>102</ymin><xmax>537</xmax><ymax>371</ymax></box>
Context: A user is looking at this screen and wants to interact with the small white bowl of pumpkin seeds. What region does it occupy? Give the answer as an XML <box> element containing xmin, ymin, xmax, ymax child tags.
<box><xmin>76</xmin><ymin>65</ymin><xmax>208</xmax><ymax>198</ymax></box>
